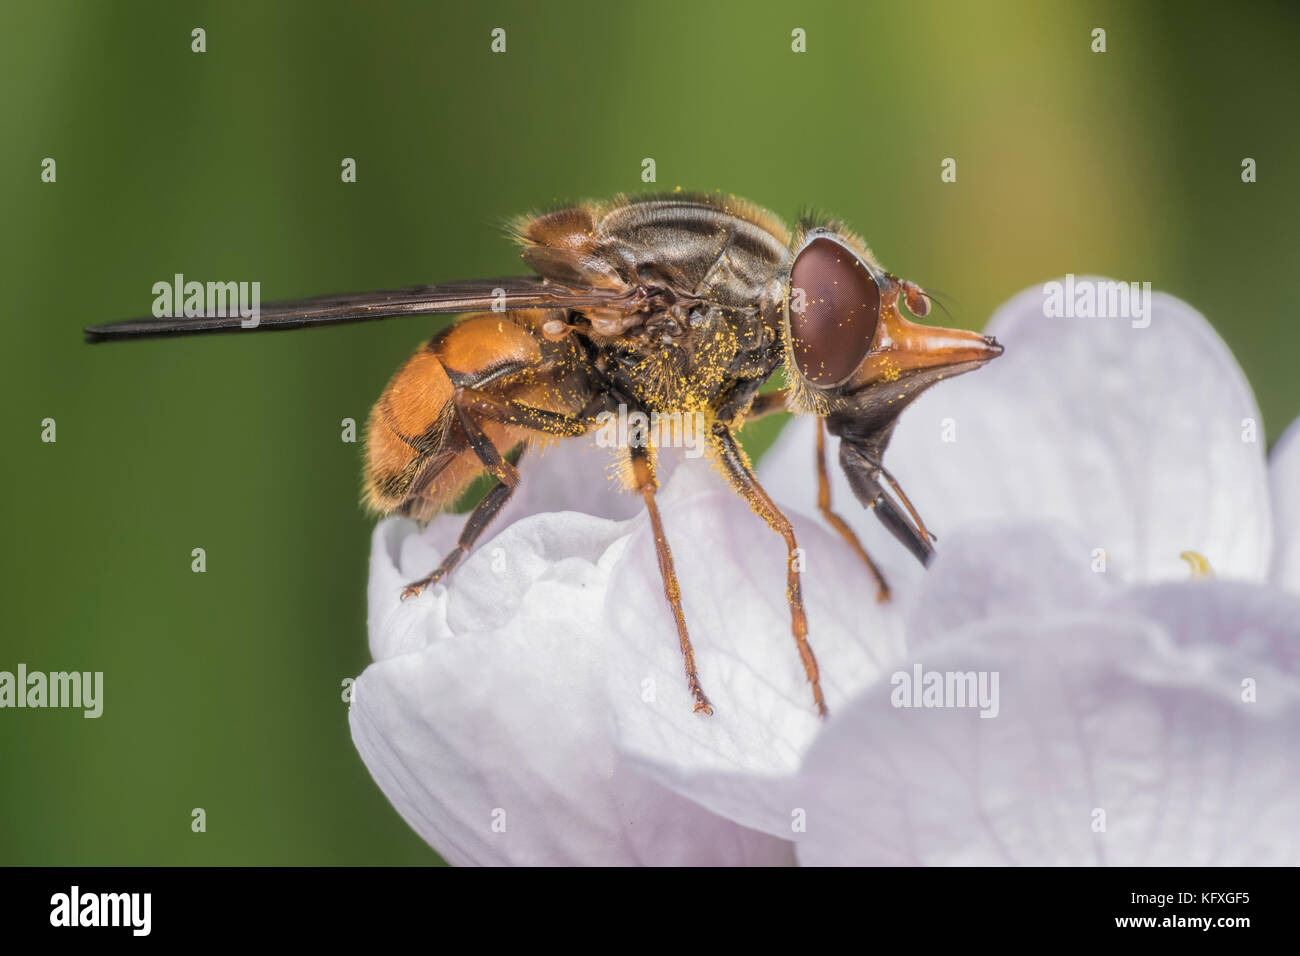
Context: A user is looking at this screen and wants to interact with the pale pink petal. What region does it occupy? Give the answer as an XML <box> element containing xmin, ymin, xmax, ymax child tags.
<box><xmin>1269</xmin><ymin>416</ymin><xmax>1300</xmax><ymax>593</ymax></box>
<box><xmin>794</xmin><ymin>526</ymin><xmax>1300</xmax><ymax>866</ymax></box>
<box><xmin>352</xmin><ymin>510</ymin><xmax>794</xmax><ymax>866</ymax></box>
<box><xmin>605</xmin><ymin>460</ymin><xmax>906</xmax><ymax>838</ymax></box>
<box><xmin>904</xmin><ymin>520</ymin><xmax>1116</xmax><ymax>648</ymax></box>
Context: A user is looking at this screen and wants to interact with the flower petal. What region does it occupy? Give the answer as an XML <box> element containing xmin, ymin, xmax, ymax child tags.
<box><xmin>367</xmin><ymin>434</ymin><xmax>679</xmax><ymax>661</ymax></box>
<box><xmin>1110</xmin><ymin>579</ymin><xmax>1300</xmax><ymax>668</ymax></box>
<box><xmin>352</xmin><ymin>509</ymin><xmax>794</xmax><ymax>866</ymax></box>
<box><xmin>605</xmin><ymin>459</ymin><xmax>907</xmax><ymax>838</ymax></box>
<box><xmin>761</xmin><ymin>281</ymin><xmax>1272</xmax><ymax>588</ymax></box>
<box><xmin>794</xmin><ymin>526</ymin><xmax>1300</xmax><ymax>866</ymax></box>
<box><xmin>508</xmin><ymin>434</ymin><xmax>685</xmax><ymax>522</ymax></box>
<box><xmin>1269</xmin><ymin>416</ymin><xmax>1300</xmax><ymax>594</ymax></box>
<box><xmin>904</xmin><ymin>520</ymin><xmax>1116</xmax><ymax>649</ymax></box>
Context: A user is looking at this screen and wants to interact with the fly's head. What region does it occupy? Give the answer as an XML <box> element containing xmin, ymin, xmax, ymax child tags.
<box><xmin>781</xmin><ymin>225</ymin><xmax>1003</xmax><ymax>564</ymax></box>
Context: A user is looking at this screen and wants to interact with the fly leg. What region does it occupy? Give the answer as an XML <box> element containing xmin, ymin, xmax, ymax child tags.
<box><xmin>741</xmin><ymin>388</ymin><xmax>789</xmax><ymax>422</ymax></box>
<box><xmin>399</xmin><ymin>391</ymin><xmax>588</xmax><ymax>599</ymax></box>
<box><xmin>838</xmin><ymin>440</ymin><xmax>936</xmax><ymax>567</ymax></box>
<box><xmin>456</xmin><ymin>387</ymin><xmax>591</xmax><ymax>439</ymax></box>
<box><xmin>815</xmin><ymin>418</ymin><xmax>891</xmax><ymax>602</ymax></box>
<box><xmin>400</xmin><ymin>405</ymin><xmax>523</xmax><ymax>599</ymax></box>
<box><xmin>744</xmin><ymin>393</ymin><xmax>891</xmax><ymax>599</ymax></box>
<box><xmin>710</xmin><ymin>422</ymin><xmax>827</xmax><ymax>718</ymax></box>
<box><xmin>629</xmin><ymin>443</ymin><xmax>713</xmax><ymax>715</ymax></box>
<box><xmin>876</xmin><ymin>461</ymin><xmax>936</xmax><ymax>551</ymax></box>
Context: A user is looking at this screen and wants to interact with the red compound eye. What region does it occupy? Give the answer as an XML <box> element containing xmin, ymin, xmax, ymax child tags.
<box><xmin>787</xmin><ymin>236</ymin><xmax>880</xmax><ymax>386</ymax></box>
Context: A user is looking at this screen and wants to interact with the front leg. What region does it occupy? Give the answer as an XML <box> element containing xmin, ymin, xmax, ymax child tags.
<box><xmin>838</xmin><ymin>438</ymin><xmax>936</xmax><ymax>567</ymax></box>
<box><xmin>815</xmin><ymin>418</ymin><xmax>891</xmax><ymax>602</ymax></box>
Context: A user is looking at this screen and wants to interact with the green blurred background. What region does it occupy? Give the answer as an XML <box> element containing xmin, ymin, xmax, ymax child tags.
<box><xmin>2</xmin><ymin>0</ymin><xmax>1297</xmax><ymax>865</ymax></box>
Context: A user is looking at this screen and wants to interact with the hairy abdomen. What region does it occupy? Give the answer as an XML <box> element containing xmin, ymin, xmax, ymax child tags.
<box><xmin>363</xmin><ymin>311</ymin><xmax>589</xmax><ymax>520</ymax></box>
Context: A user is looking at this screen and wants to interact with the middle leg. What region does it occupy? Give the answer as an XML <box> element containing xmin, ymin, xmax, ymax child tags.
<box><xmin>710</xmin><ymin>421</ymin><xmax>827</xmax><ymax>718</ymax></box>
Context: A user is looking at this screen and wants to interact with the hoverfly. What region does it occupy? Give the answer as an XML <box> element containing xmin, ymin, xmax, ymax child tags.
<box><xmin>87</xmin><ymin>193</ymin><xmax>1002</xmax><ymax>717</ymax></box>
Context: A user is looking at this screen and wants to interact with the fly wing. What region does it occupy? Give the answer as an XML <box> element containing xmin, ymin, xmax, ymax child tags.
<box><xmin>84</xmin><ymin>277</ymin><xmax>625</xmax><ymax>342</ymax></box>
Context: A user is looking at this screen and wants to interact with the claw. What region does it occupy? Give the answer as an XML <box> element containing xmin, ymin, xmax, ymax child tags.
<box><xmin>689</xmin><ymin>680</ymin><xmax>714</xmax><ymax>716</ymax></box>
<box><xmin>400</xmin><ymin>578</ymin><xmax>433</xmax><ymax>601</ymax></box>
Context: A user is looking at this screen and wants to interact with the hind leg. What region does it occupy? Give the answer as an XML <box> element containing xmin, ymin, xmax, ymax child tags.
<box><xmin>399</xmin><ymin>390</ymin><xmax>585</xmax><ymax>599</ymax></box>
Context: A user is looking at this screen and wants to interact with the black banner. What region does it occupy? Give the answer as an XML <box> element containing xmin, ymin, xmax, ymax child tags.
<box><xmin>0</xmin><ymin>866</ymin><xmax>1280</xmax><ymax>942</ymax></box>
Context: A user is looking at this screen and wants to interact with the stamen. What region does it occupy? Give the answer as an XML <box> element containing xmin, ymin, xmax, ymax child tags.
<box><xmin>1179</xmin><ymin>551</ymin><xmax>1214</xmax><ymax>578</ymax></box>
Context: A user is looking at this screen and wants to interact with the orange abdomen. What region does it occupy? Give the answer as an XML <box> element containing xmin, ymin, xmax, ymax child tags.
<box><xmin>362</xmin><ymin>311</ymin><xmax>586</xmax><ymax>520</ymax></box>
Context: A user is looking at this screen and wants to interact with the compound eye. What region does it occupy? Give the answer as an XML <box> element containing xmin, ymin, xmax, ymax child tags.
<box><xmin>787</xmin><ymin>236</ymin><xmax>881</xmax><ymax>386</ymax></box>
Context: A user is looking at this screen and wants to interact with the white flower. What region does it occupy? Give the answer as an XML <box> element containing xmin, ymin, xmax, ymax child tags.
<box><xmin>350</xmin><ymin>280</ymin><xmax>1300</xmax><ymax>865</ymax></box>
<box><xmin>350</xmin><ymin>442</ymin><xmax>795</xmax><ymax>866</ymax></box>
<box><xmin>790</xmin><ymin>520</ymin><xmax>1300</xmax><ymax>866</ymax></box>
<box><xmin>1269</xmin><ymin>417</ymin><xmax>1300</xmax><ymax>593</ymax></box>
